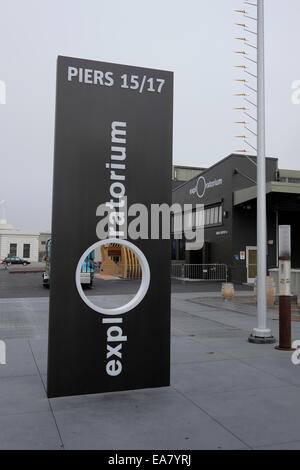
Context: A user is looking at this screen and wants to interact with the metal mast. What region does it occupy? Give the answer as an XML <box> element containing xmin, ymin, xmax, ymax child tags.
<box><xmin>234</xmin><ymin>0</ymin><xmax>275</xmax><ymax>343</ymax></box>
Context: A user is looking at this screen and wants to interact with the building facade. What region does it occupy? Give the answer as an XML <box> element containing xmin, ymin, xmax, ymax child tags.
<box><xmin>172</xmin><ymin>165</ymin><xmax>206</xmax><ymax>189</ymax></box>
<box><xmin>172</xmin><ymin>154</ymin><xmax>300</xmax><ymax>284</ymax></box>
<box><xmin>0</xmin><ymin>219</ymin><xmax>39</xmax><ymax>262</ymax></box>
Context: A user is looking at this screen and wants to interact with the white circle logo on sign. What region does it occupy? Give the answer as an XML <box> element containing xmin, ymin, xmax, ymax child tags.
<box><xmin>75</xmin><ymin>238</ymin><xmax>150</xmax><ymax>316</ymax></box>
<box><xmin>196</xmin><ymin>176</ymin><xmax>207</xmax><ymax>199</ymax></box>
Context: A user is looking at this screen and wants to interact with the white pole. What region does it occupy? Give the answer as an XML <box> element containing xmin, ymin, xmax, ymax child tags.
<box><xmin>249</xmin><ymin>0</ymin><xmax>274</xmax><ymax>342</ymax></box>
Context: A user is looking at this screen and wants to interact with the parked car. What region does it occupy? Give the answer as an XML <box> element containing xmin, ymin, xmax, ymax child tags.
<box><xmin>3</xmin><ymin>256</ymin><xmax>30</xmax><ymax>266</ymax></box>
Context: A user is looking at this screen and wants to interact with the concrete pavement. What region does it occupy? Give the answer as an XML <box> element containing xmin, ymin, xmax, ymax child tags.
<box><xmin>0</xmin><ymin>269</ymin><xmax>252</xmax><ymax>298</ymax></box>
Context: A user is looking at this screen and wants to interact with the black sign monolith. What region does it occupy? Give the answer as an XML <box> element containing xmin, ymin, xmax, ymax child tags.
<box><xmin>47</xmin><ymin>56</ymin><xmax>173</xmax><ymax>398</ymax></box>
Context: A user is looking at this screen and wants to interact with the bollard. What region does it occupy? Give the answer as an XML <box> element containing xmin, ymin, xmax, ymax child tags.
<box><xmin>275</xmin><ymin>226</ymin><xmax>294</xmax><ymax>351</ymax></box>
<box><xmin>276</xmin><ymin>296</ymin><xmax>292</xmax><ymax>350</ymax></box>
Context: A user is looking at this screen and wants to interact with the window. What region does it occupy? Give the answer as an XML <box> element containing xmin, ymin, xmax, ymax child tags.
<box><xmin>184</xmin><ymin>211</ymin><xmax>193</xmax><ymax>230</ymax></box>
<box><xmin>205</xmin><ymin>209</ymin><xmax>210</xmax><ymax>226</ymax></box>
<box><xmin>203</xmin><ymin>205</ymin><xmax>223</xmax><ymax>227</ymax></box>
<box><xmin>23</xmin><ymin>244</ymin><xmax>30</xmax><ymax>258</ymax></box>
<box><xmin>41</xmin><ymin>241</ymin><xmax>46</xmax><ymax>245</ymax></box>
<box><xmin>171</xmin><ymin>239</ymin><xmax>177</xmax><ymax>260</ymax></box>
<box><xmin>178</xmin><ymin>239</ymin><xmax>185</xmax><ymax>260</ymax></box>
<box><xmin>218</xmin><ymin>206</ymin><xmax>223</xmax><ymax>224</ymax></box>
<box><xmin>195</xmin><ymin>209</ymin><xmax>204</xmax><ymax>228</ymax></box>
<box><xmin>192</xmin><ymin>211</ymin><xmax>196</xmax><ymax>228</ymax></box>
<box><xmin>171</xmin><ymin>205</ymin><xmax>223</xmax><ymax>233</ymax></box>
<box><xmin>173</xmin><ymin>213</ymin><xmax>182</xmax><ymax>234</ymax></box>
<box><xmin>9</xmin><ymin>243</ymin><xmax>17</xmax><ymax>256</ymax></box>
<box><xmin>288</xmin><ymin>178</ymin><xmax>300</xmax><ymax>184</ymax></box>
<box><xmin>212</xmin><ymin>207</ymin><xmax>218</xmax><ymax>224</ymax></box>
<box><xmin>279</xmin><ymin>177</ymin><xmax>300</xmax><ymax>184</ymax></box>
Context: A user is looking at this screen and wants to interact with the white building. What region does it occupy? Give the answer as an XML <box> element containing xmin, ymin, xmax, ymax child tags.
<box><xmin>0</xmin><ymin>218</ymin><xmax>39</xmax><ymax>262</ymax></box>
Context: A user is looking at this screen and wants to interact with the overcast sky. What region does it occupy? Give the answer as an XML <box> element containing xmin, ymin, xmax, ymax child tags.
<box><xmin>0</xmin><ymin>0</ymin><xmax>299</xmax><ymax>231</ymax></box>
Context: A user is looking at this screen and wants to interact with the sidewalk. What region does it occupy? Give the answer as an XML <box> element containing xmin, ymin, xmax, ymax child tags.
<box><xmin>0</xmin><ymin>292</ymin><xmax>300</xmax><ymax>449</ymax></box>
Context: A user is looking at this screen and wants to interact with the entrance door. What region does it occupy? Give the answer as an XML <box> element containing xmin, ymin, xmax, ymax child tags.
<box><xmin>246</xmin><ymin>246</ymin><xmax>257</xmax><ymax>284</ymax></box>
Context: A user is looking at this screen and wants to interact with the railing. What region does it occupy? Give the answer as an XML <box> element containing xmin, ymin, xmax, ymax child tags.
<box><xmin>171</xmin><ymin>264</ymin><xmax>228</xmax><ymax>282</ymax></box>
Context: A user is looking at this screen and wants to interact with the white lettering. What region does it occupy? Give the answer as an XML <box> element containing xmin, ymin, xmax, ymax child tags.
<box><xmin>111</xmin><ymin>121</ymin><xmax>127</xmax><ymax>144</ymax></box>
<box><xmin>106</xmin><ymin>360</ymin><xmax>122</xmax><ymax>376</ymax></box>
<box><xmin>291</xmin><ymin>340</ymin><xmax>300</xmax><ymax>365</ymax></box>
<box><xmin>67</xmin><ymin>66</ymin><xmax>115</xmax><ymax>87</ymax></box>
<box><xmin>107</xmin><ymin>326</ymin><xmax>127</xmax><ymax>343</ymax></box>
<box><xmin>84</xmin><ymin>69</ymin><xmax>93</xmax><ymax>84</ymax></box>
<box><xmin>0</xmin><ymin>80</ymin><xmax>6</xmax><ymax>104</ymax></box>
<box><xmin>67</xmin><ymin>66</ymin><xmax>78</xmax><ymax>81</ymax></box>
<box><xmin>291</xmin><ymin>80</ymin><xmax>300</xmax><ymax>105</ymax></box>
<box><xmin>0</xmin><ymin>340</ymin><xmax>6</xmax><ymax>365</ymax></box>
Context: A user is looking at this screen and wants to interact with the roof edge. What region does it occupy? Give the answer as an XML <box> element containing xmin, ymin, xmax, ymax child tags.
<box><xmin>172</xmin><ymin>153</ymin><xmax>278</xmax><ymax>193</ymax></box>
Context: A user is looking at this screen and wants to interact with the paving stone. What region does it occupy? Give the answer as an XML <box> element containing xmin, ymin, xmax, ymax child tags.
<box><xmin>185</xmin><ymin>385</ymin><xmax>300</xmax><ymax>448</ymax></box>
<box><xmin>50</xmin><ymin>387</ymin><xmax>248</xmax><ymax>450</ymax></box>
<box><xmin>0</xmin><ymin>411</ymin><xmax>62</xmax><ymax>450</ymax></box>
<box><xmin>0</xmin><ymin>339</ymin><xmax>38</xmax><ymax>378</ymax></box>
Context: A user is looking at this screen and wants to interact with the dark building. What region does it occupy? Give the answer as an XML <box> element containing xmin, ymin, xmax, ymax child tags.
<box><xmin>172</xmin><ymin>154</ymin><xmax>300</xmax><ymax>284</ymax></box>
